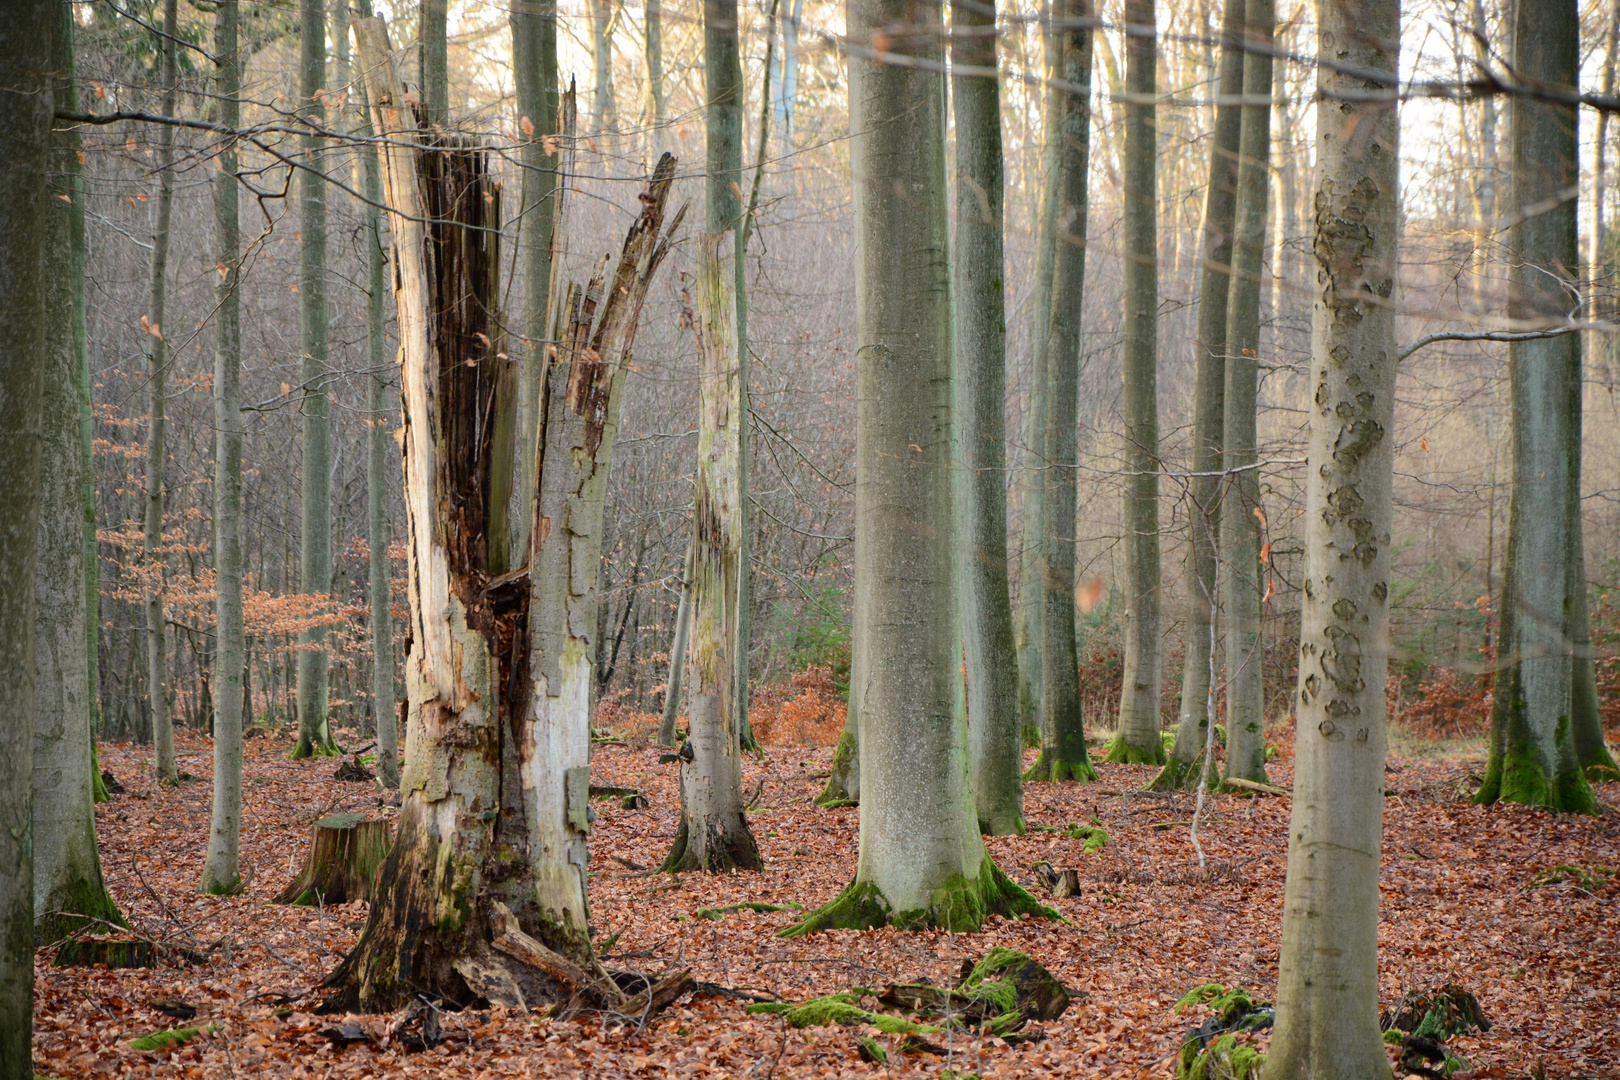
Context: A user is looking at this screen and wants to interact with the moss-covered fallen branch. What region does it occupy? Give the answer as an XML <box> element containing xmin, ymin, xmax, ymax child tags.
<box><xmin>128</xmin><ymin>1025</ymin><xmax>220</xmax><ymax>1051</ymax></box>
<box><xmin>695</xmin><ymin>901</ymin><xmax>803</xmax><ymax>920</ymax></box>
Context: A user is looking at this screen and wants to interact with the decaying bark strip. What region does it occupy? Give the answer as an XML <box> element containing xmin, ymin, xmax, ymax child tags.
<box><xmin>328</xmin><ymin>18</ymin><xmax>687</xmax><ymax>1015</ymax></box>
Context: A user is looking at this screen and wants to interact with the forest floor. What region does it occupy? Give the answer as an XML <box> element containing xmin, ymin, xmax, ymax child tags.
<box><xmin>31</xmin><ymin>725</ymin><xmax>1620</xmax><ymax>1079</ymax></box>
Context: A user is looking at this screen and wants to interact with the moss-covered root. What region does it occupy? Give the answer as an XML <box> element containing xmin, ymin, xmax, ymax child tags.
<box><xmin>1102</xmin><ymin>735</ymin><xmax>1168</xmax><ymax>765</ymax></box>
<box><xmin>36</xmin><ymin>876</ymin><xmax>128</xmax><ymax>947</ymax></box>
<box><xmin>1581</xmin><ymin>740</ymin><xmax>1620</xmax><ymax>784</ymax></box>
<box><xmin>290</xmin><ymin>734</ymin><xmax>342</xmax><ymax>760</ymax></box>
<box><xmin>1022</xmin><ymin>748</ymin><xmax>1098</xmax><ymax>784</ymax></box>
<box><xmin>128</xmin><ymin>1025</ymin><xmax>220</xmax><ymax>1051</ymax></box>
<box><xmin>1145</xmin><ymin>749</ymin><xmax>1219</xmax><ymax>793</ymax></box>
<box><xmin>780</xmin><ymin>859</ymin><xmax>1062</xmax><ymax>938</ymax></box>
<box><xmin>1474</xmin><ymin>743</ymin><xmax>1598</xmax><ymax>814</ymax></box>
<box><xmin>814</xmin><ymin>729</ymin><xmax>859</xmax><ymax>807</ymax></box>
<box><xmin>1179</xmin><ymin>1033</ymin><xmax>1264</xmax><ymax>1080</ymax></box>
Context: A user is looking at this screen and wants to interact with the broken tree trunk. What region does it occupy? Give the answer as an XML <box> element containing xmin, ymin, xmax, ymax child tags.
<box><xmin>275</xmin><ymin>813</ymin><xmax>391</xmax><ymax>906</ymax></box>
<box><xmin>327</xmin><ymin>20</ymin><xmax>686</xmax><ymax>1014</ymax></box>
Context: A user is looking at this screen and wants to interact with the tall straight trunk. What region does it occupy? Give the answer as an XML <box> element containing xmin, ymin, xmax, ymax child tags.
<box><xmin>705</xmin><ymin>0</ymin><xmax>756</xmax><ymax>749</ymax></box>
<box><xmin>1470</xmin><ymin>0</ymin><xmax>1498</xmax><ymax>301</ymax></box>
<box><xmin>329</xmin><ymin>33</ymin><xmax>684</xmax><ymax>1008</ymax></box>
<box><xmin>0</xmin><ymin>3</ymin><xmax>51</xmax><ymax>1069</ymax></box>
<box><xmin>953</xmin><ymin>0</ymin><xmax>1025</xmax><ymax>833</ymax></box>
<box><xmin>590</xmin><ymin>0</ymin><xmax>616</xmax><ymax>132</ymax></box>
<box><xmin>504</xmin><ymin>0</ymin><xmax>560</xmax><ymax>573</ymax></box>
<box><xmin>1218</xmin><ymin>0</ymin><xmax>1272</xmax><ymax>785</ymax></box>
<box><xmin>1475</xmin><ymin>0</ymin><xmax>1595</xmax><ymax>814</ymax></box>
<box><xmin>1153</xmin><ymin>0</ymin><xmax>1244</xmax><ymax>791</ymax></box>
<box><xmin>1266</xmin><ymin>1</ymin><xmax>1399</xmax><ymax>1072</ymax></box>
<box><xmin>35</xmin><ymin>0</ymin><xmax>125</xmax><ymax>941</ymax></box>
<box><xmin>70</xmin><ymin>10</ymin><xmax>101</xmax><ymax>763</ymax></box>
<box><xmin>662</xmin><ymin>234</ymin><xmax>762</xmax><ymax>872</ymax></box>
<box><xmin>295</xmin><ymin>0</ymin><xmax>337</xmax><ymax>758</ymax></box>
<box><xmin>202</xmin><ymin>0</ymin><xmax>246</xmax><ymax>895</ymax></box>
<box><xmin>1109</xmin><ymin>0</ymin><xmax>1165</xmax><ymax>764</ymax></box>
<box><xmin>777</xmin><ymin>0</ymin><xmax>804</xmax><ymax>149</ymax></box>
<box><xmin>145</xmin><ymin>0</ymin><xmax>179</xmax><ymax>783</ymax></box>
<box><xmin>1028</xmin><ymin>0</ymin><xmax>1098</xmax><ymax>783</ymax></box>
<box><xmin>350</xmin><ymin>0</ymin><xmax>400</xmax><ymax>788</ymax></box>
<box><xmin>645</xmin><ymin>0</ymin><xmax>665</xmax><ymax>126</ymax></box>
<box><xmin>785</xmin><ymin>0</ymin><xmax>1049</xmax><ymax>935</ymax></box>
<box><xmin>422</xmin><ymin>0</ymin><xmax>448</xmax><ymax>124</ymax></box>
<box><xmin>1014</xmin><ymin>18</ymin><xmax>1064</xmax><ymax>751</ymax></box>
<box><xmin>657</xmin><ymin>542</ymin><xmax>694</xmax><ymax>746</ymax></box>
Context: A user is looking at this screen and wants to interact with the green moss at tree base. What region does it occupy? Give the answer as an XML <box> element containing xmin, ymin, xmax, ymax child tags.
<box><xmin>814</xmin><ymin>730</ymin><xmax>858</xmax><ymax>806</ymax></box>
<box><xmin>1146</xmin><ymin>750</ymin><xmax>1219</xmax><ymax>793</ymax></box>
<box><xmin>1475</xmin><ymin>741</ymin><xmax>1597</xmax><ymax>814</ymax></box>
<box><xmin>780</xmin><ymin>858</ymin><xmax>1062</xmax><ymax>937</ymax></box>
<box><xmin>1102</xmin><ymin>736</ymin><xmax>1168</xmax><ymax>765</ymax></box>
<box><xmin>91</xmin><ymin>739</ymin><xmax>110</xmax><ymax>803</ymax></box>
<box><xmin>289</xmin><ymin>736</ymin><xmax>342</xmax><ymax>761</ymax></box>
<box><xmin>36</xmin><ymin>873</ymin><xmax>128</xmax><ymax>947</ymax></box>
<box><xmin>1022</xmin><ymin>748</ymin><xmax>1097</xmax><ymax>783</ymax></box>
<box><xmin>1581</xmin><ymin>741</ymin><xmax>1620</xmax><ymax>783</ymax></box>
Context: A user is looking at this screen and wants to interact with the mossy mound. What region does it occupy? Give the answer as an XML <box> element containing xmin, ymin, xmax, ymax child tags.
<box><xmin>1102</xmin><ymin>735</ymin><xmax>1168</xmax><ymax>765</ymax></box>
<box><xmin>1380</xmin><ymin>982</ymin><xmax>1491</xmax><ymax>1039</ymax></box>
<box><xmin>1022</xmin><ymin>748</ymin><xmax>1098</xmax><ymax>783</ymax></box>
<box><xmin>1175</xmin><ymin>983</ymin><xmax>1273</xmax><ymax>1080</ymax></box>
<box><xmin>745</xmin><ymin>991</ymin><xmax>941</xmax><ymax>1035</ymax></box>
<box><xmin>866</xmin><ymin>948</ymin><xmax>1071</xmax><ymax>1041</ymax></box>
<box><xmin>1032</xmin><ymin>822</ymin><xmax>1108</xmax><ymax>853</ymax></box>
<box><xmin>128</xmin><ymin>1025</ymin><xmax>220</xmax><ymax>1051</ymax></box>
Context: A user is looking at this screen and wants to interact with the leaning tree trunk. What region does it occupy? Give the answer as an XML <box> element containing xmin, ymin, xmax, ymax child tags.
<box><xmin>1108</xmin><ymin>0</ymin><xmax>1166</xmax><ymax>765</ymax></box>
<box><xmin>144</xmin><ymin>0</ymin><xmax>179</xmax><ymax>784</ymax></box>
<box><xmin>327</xmin><ymin>25</ymin><xmax>685</xmax><ymax>1011</ymax></box>
<box><xmin>1153</xmin><ymin>0</ymin><xmax>1244</xmax><ymax>792</ymax></box>
<box><xmin>202</xmin><ymin>0</ymin><xmax>245</xmax><ymax>896</ymax></box>
<box><xmin>295</xmin><ymin>0</ymin><xmax>337</xmax><ymax>759</ymax></box>
<box><xmin>0</xmin><ymin>3</ymin><xmax>51</xmax><ymax>1069</ymax></box>
<box><xmin>1218</xmin><ymin>0</ymin><xmax>1273</xmax><ymax>786</ymax></box>
<box><xmin>952</xmin><ymin>0</ymin><xmax>1024</xmax><ymax>834</ymax></box>
<box><xmin>657</xmin><ymin>542</ymin><xmax>693</xmax><ymax>747</ymax></box>
<box><xmin>1475</xmin><ymin>0</ymin><xmax>1596</xmax><ymax>814</ymax></box>
<box><xmin>1027</xmin><ymin>0</ymin><xmax>1098</xmax><ymax>785</ymax></box>
<box><xmin>34</xmin><ymin>0</ymin><xmax>125</xmax><ymax>942</ymax></box>
<box><xmin>1267</xmin><ymin>0</ymin><xmax>1399</xmax><ymax>1073</ymax></box>
<box><xmin>661</xmin><ymin>235</ymin><xmax>762</xmax><ymax>872</ymax></box>
<box><xmin>785</xmin><ymin>0</ymin><xmax>1050</xmax><ymax>935</ymax></box>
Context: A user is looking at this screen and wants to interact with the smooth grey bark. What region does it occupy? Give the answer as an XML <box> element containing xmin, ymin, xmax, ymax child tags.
<box><xmin>296</xmin><ymin>0</ymin><xmax>337</xmax><ymax>758</ymax></box>
<box><xmin>645</xmin><ymin>0</ymin><xmax>665</xmax><ymax>126</ymax></box>
<box><xmin>705</xmin><ymin>0</ymin><xmax>756</xmax><ymax>749</ymax></box>
<box><xmin>1218</xmin><ymin>0</ymin><xmax>1272</xmax><ymax>785</ymax></box>
<box><xmin>422</xmin><ymin>0</ymin><xmax>448</xmax><ymax>124</ymax></box>
<box><xmin>34</xmin><ymin>0</ymin><xmax>123</xmax><ymax>943</ymax></box>
<box><xmin>1027</xmin><ymin>0</ymin><xmax>1098</xmax><ymax>785</ymax></box>
<box><xmin>1476</xmin><ymin>0</ymin><xmax>1597</xmax><ymax>813</ymax></box>
<box><xmin>0</xmin><ymin>4</ymin><xmax>50</xmax><ymax>1068</ymax></box>
<box><xmin>507</xmin><ymin>0</ymin><xmax>560</xmax><ymax>579</ymax></box>
<box><xmin>775</xmin><ymin>0</ymin><xmax>804</xmax><ymax>149</ymax></box>
<box><xmin>145</xmin><ymin>0</ymin><xmax>179</xmax><ymax>784</ymax></box>
<box><xmin>1109</xmin><ymin>0</ymin><xmax>1165</xmax><ymax>764</ymax></box>
<box><xmin>590</xmin><ymin>0</ymin><xmax>616</xmax><ymax>131</ymax></box>
<box><xmin>786</xmin><ymin>0</ymin><xmax>1047</xmax><ymax>934</ymax></box>
<box><xmin>1267</xmin><ymin>0</ymin><xmax>1399</xmax><ymax>1073</ymax></box>
<box><xmin>202</xmin><ymin>0</ymin><xmax>245</xmax><ymax>895</ymax></box>
<box><xmin>1014</xmin><ymin>23</ymin><xmax>1063</xmax><ymax>750</ymax></box>
<box><xmin>657</xmin><ymin>542</ymin><xmax>693</xmax><ymax>747</ymax></box>
<box><xmin>661</xmin><ymin>234</ymin><xmax>762</xmax><ymax>872</ymax></box>
<box><xmin>952</xmin><ymin>0</ymin><xmax>1024</xmax><ymax>832</ymax></box>
<box><xmin>1154</xmin><ymin>0</ymin><xmax>1243</xmax><ymax>792</ymax></box>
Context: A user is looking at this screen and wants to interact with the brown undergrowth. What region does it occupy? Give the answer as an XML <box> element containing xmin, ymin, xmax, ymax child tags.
<box><xmin>31</xmin><ymin>726</ymin><xmax>1620</xmax><ymax>1078</ymax></box>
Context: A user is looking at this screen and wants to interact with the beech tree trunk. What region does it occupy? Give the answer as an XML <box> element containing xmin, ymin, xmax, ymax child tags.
<box><xmin>590</xmin><ymin>0</ymin><xmax>616</xmax><ymax>132</ymax></box>
<box><xmin>328</xmin><ymin>26</ymin><xmax>682</xmax><ymax>1010</ymax></box>
<box><xmin>421</xmin><ymin>0</ymin><xmax>448</xmax><ymax>124</ymax></box>
<box><xmin>657</xmin><ymin>543</ymin><xmax>693</xmax><ymax>747</ymax></box>
<box><xmin>1109</xmin><ymin>0</ymin><xmax>1165</xmax><ymax>764</ymax></box>
<box><xmin>0</xmin><ymin>4</ymin><xmax>51</xmax><ymax>1069</ymax></box>
<box><xmin>1028</xmin><ymin>0</ymin><xmax>1098</xmax><ymax>785</ymax></box>
<box><xmin>1475</xmin><ymin>0</ymin><xmax>1595</xmax><ymax>813</ymax></box>
<box><xmin>295</xmin><ymin>0</ymin><xmax>337</xmax><ymax>759</ymax></box>
<box><xmin>1267</xmin><ymin>0</ymin><xmax>1399</xmax><ymax>1072</ymax></box>
<box><xmin>1154</xmin><ymin>0</ymin><xmax>1244</xmax><ymax>792</ymax></box>
<box><xmin>202</xmin><ymin>0</ymin><xmax>245</xmax><ymax>895</ymax></box>
<box><xmin>145</xmin><ymin>0</ymin><xmax>179</xmax><ymax>783</ymax></box>
<box><xmin>1218</xmin><ymin>0</ymin><xmax>1273</xmax><ymax>785</ymax></box>
<box><xmin>952</xmin><ymin>0</ymin><xmax>1024</xmax><ymax>834</ymax></box>
<box><xmin>645</xmin><ymin>0</ymin><xmax>665</xmax><ymax>126</ymax></box>
<box><xmin>785</xmin><ymin>0</ymin><xmax>1049</xmax><ymax>934</ymax></box>
<box><xmin>662</xmin><ymin>235</ymin><xmax>762</xmax><ymax>872</ymax></box>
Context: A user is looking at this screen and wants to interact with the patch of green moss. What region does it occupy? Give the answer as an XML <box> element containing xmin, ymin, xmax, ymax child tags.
<box><xmin>1477</xmin><ymin>731</ymin><xmax>1597</xmax><ymax>814</ymax></box>
<box><xmin>1022</xmin><ymin>748</ymin><xmax>1098</xmax><ymax>783</ymax></box>
<box><xmin>782</xmin><ymin>859</ymin><xmax>1061</xmax><ymax>937</ymax></box>
<box><xmin>815</xmin><ymin>798</ymin><xmax>856</xmax><ymax>810</ymax></box>
<box><xmin>696</xmin><ymin>901</ymin><xmax>803</xmax><ymax>919</ymax></box>
<box><xmin>857</xmin><ymin>1035</ymin><xmax>889</xmax><ymax>1062</ymax></box>
<box><xmin>1102</xmin><ymin>736</ymin><xmax>1168</xmax><ymax>765</ymax></box>
<box><xmin>1527</xmin><ymin>864</ymin><xmax>1610</xmax><ymax>891</ymax></box>
<box><xmin>1178</xmin><ymin>1034</ymin><xmax>1264</xmax><ymax>1080</ymax></box>
<box><xmin>755</xmin><ymin>992</ymin><xmax>941</xmax><ymax>1034</ymax></box>
<box><xmin>1174</xmin><ymin>984</ymin><xmax>1269</xmax><ymax>1026</ymax></box>
<box><xmin>36</xmin><ymin>873</ymin><xmax>128</xmax><ymax>947</ymax></box>
<box><xmin>128</xmin><ymin>1025</ymin><xmax>219</xmax><ymax>1051</ymax></box>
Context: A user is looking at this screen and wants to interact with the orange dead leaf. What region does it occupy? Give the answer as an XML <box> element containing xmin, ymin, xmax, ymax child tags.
<box><xmin>1260</xmin><ymin>541</ymin><xmax>1271</xmax><ymax>564</ymax></box>
<box><xmin>1263</xmin><ymin>575</ymin><xmax>1276</xmax><ymax>603</ymax></box>
<box><xmin>1253</xmin><ymin>506</ymin><xmax>1267</xmax><ymax>528</ymax></box>
<box><xmin>1076</xmin><ymin>576</ymin><xmax>1105</xmax><ymax>614</ymax></box>
<box><xmin>1419</xmin><ymin>436</ymin><xmax>1430</xmax><ymax>452</ymax></box>
<box><xmin>520</xmin><ymin>115</ymin><xmax>535</xmax><ymax>136</ymax></box>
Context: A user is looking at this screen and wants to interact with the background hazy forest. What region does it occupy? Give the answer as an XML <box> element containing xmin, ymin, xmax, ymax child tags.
<box><xmin>79</xmin><ymin>0</ymin><xmax>1620</xmax><ymax>744</ymax></box>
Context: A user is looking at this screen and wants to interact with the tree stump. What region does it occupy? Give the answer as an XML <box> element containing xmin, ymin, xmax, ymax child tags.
<box><xmin>275</xmin><ymin>814</ymin><xmax>392</xmax><ymax>906</ymax></box>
